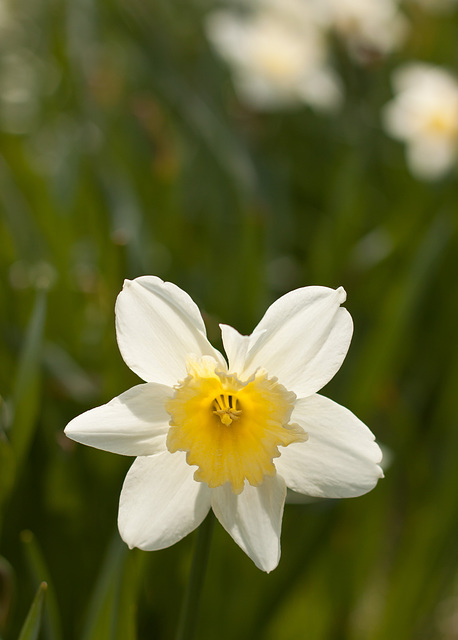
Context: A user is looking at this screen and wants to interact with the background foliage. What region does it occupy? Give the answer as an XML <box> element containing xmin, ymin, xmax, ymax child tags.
<box><xmin>1</xmin><ymin>0</ymin><xmax>458</xmax><ymax>638</ymax></box>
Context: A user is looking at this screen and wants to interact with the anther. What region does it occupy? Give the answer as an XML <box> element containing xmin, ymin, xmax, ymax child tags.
<box><xmin>212</xmin><ymin>394</ymin><xmax>242</xmax><ymax>425</ymax></box>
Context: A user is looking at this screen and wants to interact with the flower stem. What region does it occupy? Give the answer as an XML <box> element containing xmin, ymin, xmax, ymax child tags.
<box><xmin>175</xmin><ymin>511</ymin><xmax>215</xmax><ymax>640</ymax></box>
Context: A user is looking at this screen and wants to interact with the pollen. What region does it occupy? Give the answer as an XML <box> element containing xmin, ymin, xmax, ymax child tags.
<box><xmin>166</xmin><ymin>356</ymin><xmax>307</xmax><ymax>494</ymax></box>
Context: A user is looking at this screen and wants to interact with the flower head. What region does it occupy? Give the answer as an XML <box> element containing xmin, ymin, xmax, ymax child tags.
<box><xmin>319</xmin><ymin>0</ymin><xmax>408</xmax><ymax>63</ymax></box>
<box><xmin>205</xmin><ymin>5</ymin><xmax>342</xmax><ymax>112</ymax></box>
<box><xmin>383</xmin><ymin>63</ymin><xmax>458</xmax><ymax>180</ymax></box>
<box><xmin>65</xmin><ymin>276</ymin><xmax>383</xmax><ymax>572</ymax></box>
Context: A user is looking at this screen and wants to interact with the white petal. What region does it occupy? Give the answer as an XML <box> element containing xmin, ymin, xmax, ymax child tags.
<box><xmin>211</xmin><ymin>475</ymin><xmax>286</xmax><ymax>572</ymax></box>
<box><xmin>298</xmin><ymin>66</ymin><xmax>343</xmax><ymax>112</ymax></box>
<box><xmin>241</xmin><ymin>286</ymin><xmax>353</xmax><ymax>397</ymax></box>
<box><xmin>220</xmin><ymin>323</ymin><xmax>254</xmax><ymax>375</ymax></box>
<box><xmin>118</xmin><ymin>452</ymin><xmax>212</xmax><ymax>550</ymax></box>
<box><xmin>275</xmin><ymin>394</ymin><xmax>383</xmax><ymax>498</ymax></box>
<box><xmin>382</xmin><ymin>100</ymin><xmax>412</xmax><ymax>141</ymax></box>
<box><xmin>407</xmin><ymin>139</ymin><xmax>456</xmax><ymax>180</ymax></box>
<box><xmin>115</xmin><ymin>276</ymin><xmax>225</xmax><ymax>385</ymax></box>
<box><xmin>64</xmin><ymin>383</ymin><xmax>172</xmax><ymax>456</ymax></box>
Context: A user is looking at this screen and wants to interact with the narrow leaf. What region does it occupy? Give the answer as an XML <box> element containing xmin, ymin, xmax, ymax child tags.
<box><xmin>18</xmin><ymin>582</ymin><xmax>47</xmax><ymax>640</ymax></box>
<box><xmin>20</xmin><ymin>531</ymin><xmax>62</xmax><ymax>640</ymax></box>
<box><xmin>81</xmin><ymin>533</ymin><xmax>143</xmax><ymax>640</ymax></box>
<box><xmin>81</xmin><ymin>534</ymin><xmax>127</xmax><ymax>640</ymax></box>
<box><xmin>10</xmin><ymin>291</ymin><xmax>47</xmax><ymax>467</ymax></box>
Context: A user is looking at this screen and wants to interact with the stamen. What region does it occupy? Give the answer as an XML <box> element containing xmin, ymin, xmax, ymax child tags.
<box><xmin>212</xmin><ymin>394</ymin><xmax>242</xmax><ymax>425</ymax></box>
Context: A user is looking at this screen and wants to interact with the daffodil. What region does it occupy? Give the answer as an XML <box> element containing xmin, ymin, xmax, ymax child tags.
<box><xmin>205</xmin><ymin>8</ymin><xmax>342</xmax><ymax>112</ymax></box>
<box><xmin>65</xmin><ymin>276</ymin><xmax>383</xmax><ymax>572</ymax></box>
<box><xmin>319</xmin><ymin>0</ymin><xmax>408</xmax><ymax>63</ymax></box>
<box><xmin>383</xmin><ymin>63</ymin><xmax>458</xmax><ymax>180</ymax></box>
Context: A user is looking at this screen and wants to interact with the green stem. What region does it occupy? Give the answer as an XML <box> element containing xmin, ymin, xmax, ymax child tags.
<box><xmin>175</xmin><ymin>512</ymin><xmax>215</xmax><ymax>640</ymax></box>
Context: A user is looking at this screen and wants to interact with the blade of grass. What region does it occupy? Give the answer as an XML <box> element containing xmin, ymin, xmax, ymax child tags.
<box><xmin>17</xmin><ymin>582</ymin><xmax>47</xmax><ymax>640</ymax></box>
<box><xmin>0</xmin><ymin>433</ymin><xmax>16</xmax><ymax>534</ymax></box>
<box><xmin>81</xmin><ymin>533</ymin><xmax>142</xmax><ymax>640</ymax></box>
<box><xmin>10</xmin><ymin>290</ymin><xmax>47</xmax><ymax>469</ymax></box>
<box><xmin>20</xmin><ymin>531</ymin><xmax>62</xmax><ymax>640</ymax></box>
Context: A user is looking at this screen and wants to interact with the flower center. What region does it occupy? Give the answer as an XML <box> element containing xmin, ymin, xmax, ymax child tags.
<box><xmin>425</xmin><ymin>110</ymin><xmax>458</xmax><ymax>137</ymax></box>
<box><xmin>253</xmin><ymin>39</ymin><xmax>306</xmax><ymax>83</ymax></box>
<box><xmin>165</xmin><ymin>356</ymin><xmax>307</xmax><ymax>494</ymax></box>
<box><xmin>212</xmin><ymin>393</ymin><xmax>242</xmax><ymax>426</ymax></box>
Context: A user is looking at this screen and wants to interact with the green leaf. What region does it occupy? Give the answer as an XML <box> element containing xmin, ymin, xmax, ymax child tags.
<box><xmin>0</xmin><ymin>555</ymin><xmax>15</xmax><ymax>635</ymax></box>
<box><xmin>0</xmin><ymin>434</ymin><xmax>15</xmax><ymax>508</ymax></box>
<box><xmin>81</xmin><ymin>534</ymin><xmax>143</xmax><ymax>640</ymax></box>
<box><xmin>10</xmin><ymin>290</ymin><xmax>47</xmax><ymax>468</ymax></box>
<box><xmin>0</xmin><ymin>393</ymin><xmax>16</xmax><ymax>536</ymax></box>
<box><xmin>17</xmin><ymin>582</ymin><xmax>47</xmax><ymax>640</ymax></box>
<box><xmin>20</xmin><ymin>531</ymin><xmax>62</xmax><ymax>640</ymax></box>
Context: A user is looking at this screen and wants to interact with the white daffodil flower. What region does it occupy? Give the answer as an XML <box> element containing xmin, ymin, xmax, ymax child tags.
<box><xmin>319</xmin><ymin>0</ymin><xmax>408</xmax><ymax>62</ymax></box>
<box><xmin>383</xmin><ymin>63</ymin><xmax>458</xmax><ymax>180</ymax></box>
<box><xmin>65</xmin><ymin>276</ymin><xmax>383</xmax><ymax>572</ymax></box>
<box><xmin>205</xmin><ymin>9</ymin><xmax>342</xmax><ymax>112</ymax></box>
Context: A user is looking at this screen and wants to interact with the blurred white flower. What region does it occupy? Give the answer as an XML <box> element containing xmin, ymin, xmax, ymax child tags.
<box><xmin>319</xmin><ymin>0</ymin><xmax>408</xmax><ymax>62</ymax></box>
<box><xmin>65</xmin><ymin>276</ymin><xmax>383</xmax><ymax>572</ymax></box>
<box><xmin>383</xmin><ymin>63</ymin><xmax>458</xmax><ymax>180</ymax></box>
<box><xmin>205</xmin><ymin>8</ymin><xmax>342</xmax><ymax>111</ymax></box>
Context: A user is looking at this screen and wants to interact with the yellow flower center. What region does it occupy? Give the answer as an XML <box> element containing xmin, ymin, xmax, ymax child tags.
<box><xmin>252</xmin><ymin>39</ymin><xmax>306</xmax><ymax>84</ymax></box>
<box><xmin>166</xmin><ymin>356</ymin><xmax>307</xmax><ymax>494</ymax></box>
<box><xmin>425</xmin><ymin>110</ymin><xmax>458</xmax><ymax>137</ymax></box>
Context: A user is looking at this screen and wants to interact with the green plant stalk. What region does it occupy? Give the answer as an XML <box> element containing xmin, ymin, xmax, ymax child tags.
<box><xmin>175</xmin><ymin>512</ymin><xmax>215</xmax><ymax>640</ymax></box>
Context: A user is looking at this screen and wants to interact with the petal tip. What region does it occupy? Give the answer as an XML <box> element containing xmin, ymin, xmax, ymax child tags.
<box><xmin>122</xmin><ymin>536</ymin><xmax>136</xmax><ymax>551</ymax></box>
<box><xmin>63</xmin><ymin>419</ymin><xmax>76</xmax><ymax>438</ymax></box>
<box><xmin>262</xmin><ymin>555</ymin><xmax>280</xmax><ymax>574</ymax></box>
<box><xmin>336</xmin><ymin>286</ymin><xmax>347</xmax><ymax>303</ymax></box>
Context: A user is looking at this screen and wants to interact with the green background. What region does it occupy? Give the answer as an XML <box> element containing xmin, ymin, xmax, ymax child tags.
<box><xmin>1</xmin><ymin>1</ymin><xmax>458</xmax><ymax>638</ymax></box>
